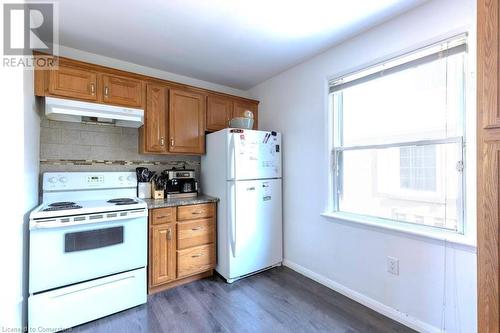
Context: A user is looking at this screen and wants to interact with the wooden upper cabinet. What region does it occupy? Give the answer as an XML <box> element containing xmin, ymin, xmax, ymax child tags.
<box><xmin>206</xmin><ymin>95</ymin><xmax>233</xmax><ymax>131</ymax></box>
<box><xmin>48</xmin><ymin>65</ymin><xmax>98</xmax><ymax>101</ymax></box>
<box><xmin>101</xmin><ymin>74</ymin><xmax>143</xmax><ymax>108</ymax></box>
<box><xmin>144</xmin><ymin>84</ymin><xmax>168</xmax><ymax>153</ymax></box>
<box><xmin>150</xmin><ymin>223</ymin><xmax>176</xmax><ymax>286</ymax></box>
<box><xmin>169</xmin><ymin>89</ymin><xmax>205</xmax><ymax>154</ymax></box>
<box><xmin>233</xmin><ymin>100</ymin><xmax>258</xmax><ymax>130</ymax></box>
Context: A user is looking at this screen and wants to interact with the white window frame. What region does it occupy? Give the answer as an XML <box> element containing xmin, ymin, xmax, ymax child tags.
<box><xmin>326</xmin><ymin>35</ymin><xmax>469</xmax><ymax>239</ymax></box>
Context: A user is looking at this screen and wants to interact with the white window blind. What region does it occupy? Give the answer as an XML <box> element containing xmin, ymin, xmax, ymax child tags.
<box><xmin>330</xmin><ymin>35</ymin><xmax>467</xmax><ymax>233</ymax></box>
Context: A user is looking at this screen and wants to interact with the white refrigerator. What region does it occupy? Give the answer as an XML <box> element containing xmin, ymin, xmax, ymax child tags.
<box><xmin>201</xmin><ymin>129</ymin><xmax>282</xmax><ymax>283</ymax></box>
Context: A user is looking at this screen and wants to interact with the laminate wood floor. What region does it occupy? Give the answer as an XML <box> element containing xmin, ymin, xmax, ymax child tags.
<box><xmin>70</xmin><ymin>266</ymin><xmax>416</xmax><ymax>333</ymax></box>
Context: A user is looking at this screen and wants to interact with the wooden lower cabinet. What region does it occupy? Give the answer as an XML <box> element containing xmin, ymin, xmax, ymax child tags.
<box><xmin>148</xmin><ymin>202</ymin><xmax>216</xmax><ymax>294</ymax></box>
<box><xmin>149</xmin><ymin>223</ymin><xmax>176</xmax><ymax>286</ymax></box>
<box><xmin>177</xmin><ymin>244</ymin><xmax>216</xmax><ymax>278</ymax></box>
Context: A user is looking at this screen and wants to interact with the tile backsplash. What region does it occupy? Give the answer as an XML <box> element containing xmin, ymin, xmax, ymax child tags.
<box><xmin>40</xmin><ymin>116</ymin><xmax>201</xmax><ymax>179</ymax></box>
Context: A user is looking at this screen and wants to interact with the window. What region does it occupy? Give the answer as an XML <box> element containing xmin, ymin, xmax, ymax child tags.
<box><xmin>399</xmin><ymin>146</ymin><xmax>436</xmax><ymax>191</ymax></box>
<box><xmin>330</xmin><ymin>36</ymin><xmax>466</xmax><ymax>233</ymax></box>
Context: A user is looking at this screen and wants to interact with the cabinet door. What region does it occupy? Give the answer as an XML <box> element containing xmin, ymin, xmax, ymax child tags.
<box><xmin>206</xmin><ymin>95</ymin><xmax>232</xmax><ymax>131</ymax></box>
<box><xmin>48</xmin><ymin>65</ymin><xmax>98</xmax><ymax>101</ymax></box>
<box><xmin>233</xmin><ymin>101</ymin><xmax>258</xmax><ymax>129</ymax></box>
<box><xmin>102</xmin><ymin>74</ymin><xmax>143</xmax><ymax>108</ymax></box>
<box><xmin>169</xmin><ymin>89</ymin><xmax>205</xmax><ymax>154</ymax></box>
<box><xmin>150</xmin><ymin>224</ymin><xmax>176</xmax><ymax>286</ymax></box>
<box><xmin>144</xmin><ymin>84</ymin><xmax>168</xmax><ymax>153</ymax></box>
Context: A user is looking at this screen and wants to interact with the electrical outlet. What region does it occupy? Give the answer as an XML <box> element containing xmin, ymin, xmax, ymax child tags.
<box><xmin>387</xmin><ymin>256</ymin><xmax>399</xmax><ymax>275</ymax></box>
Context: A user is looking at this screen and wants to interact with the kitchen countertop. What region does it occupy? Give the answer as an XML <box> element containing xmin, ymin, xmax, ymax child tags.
<box><xmin>143</xmin><ymin>194</ymin><xmax>219</xmax><ymax>209</ymax></box>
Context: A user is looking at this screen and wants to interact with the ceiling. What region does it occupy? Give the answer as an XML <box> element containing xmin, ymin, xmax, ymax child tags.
<box><xmin>58</xmin><ymin>0</ymin><xmax>427</xmax><ymax>90</ymax></box>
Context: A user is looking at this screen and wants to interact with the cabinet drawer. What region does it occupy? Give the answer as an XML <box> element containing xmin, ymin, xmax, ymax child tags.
<box><xmin>177</xmin><ymin>244</ymin><xmax>215</xmax><ymax>278</ymax></box>
<box><xmin>177</xmin><ymin>203</ymin><xmax>215</xmax><ymax>221</ymax></box>
<box><xmin>151</xmin><ymin>207</ymin><xmax>176</xmax><ymax>225</ymax></box>
<box><xmin>177</xmin><ymin>218</ymin><xmax>215</xmax><ymax>250</ymax></box>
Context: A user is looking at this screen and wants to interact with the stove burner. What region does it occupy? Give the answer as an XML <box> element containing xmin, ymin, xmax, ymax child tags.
<box><xmin>49</xmin><ymin>201</ymin><xmax>76</xmax><ymax>207</ymax></box>
<box><xmin>107</xmin><ymin>198</ymin><xmax>138</xmax><ymax>205</ymax></box>
<box><xmin>43</xmin><ymin>204</ymin><xmax>82</xmax><ymax>212</ymax></box>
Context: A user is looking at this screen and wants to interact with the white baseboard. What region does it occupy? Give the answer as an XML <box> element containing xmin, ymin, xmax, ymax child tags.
<box><xmin>283</xmin><ymin>259</ymin><xmax>442</xmax><ymax>333</ymax></box>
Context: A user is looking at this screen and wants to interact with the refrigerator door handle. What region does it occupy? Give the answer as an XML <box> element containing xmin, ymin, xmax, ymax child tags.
<box><xmin>228</xmin><ymin>182</ymin><xmax>237</xmax><ymax>258</ymax></box>
<box><xmin>228</xmin><ymin>134</ymin><xmax>236</xmax><ymax>180</ymax></box>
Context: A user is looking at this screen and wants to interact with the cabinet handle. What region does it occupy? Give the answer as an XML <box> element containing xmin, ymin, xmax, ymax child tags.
<box><xmin>170</xmin><ymin>138</ymin><xmax>174</xmax><ymax>147</ymax></box>
<box><xmin>104</xmin><ymin>86</ymin><xmax>109</xmax><ymax>97</ymax></box>
<box><xmin>90</xmin><ymin>83</ymin><xmax>95</xmax><ymax>95</ymax></box>
<box><xmin>191</xmin><ymin>253</ymin><xmax>203</xmax><ymax>258</ymax></box>
<box><xmin>191</xmin><ymin>226</ymin><xmax>203</xmax><ymax>231</ymax></box>
<box><xmin>191</xmin><ymin>211</ymin><xmax>203</xmax><ymax>215</ymax></box>
<box><xmin>160</xmin><ymin>137</ymin><xmax>165</xmax><ymax>146</ymax></box>
<box><xmin>166</xmin><ymin>228</ymin><xmax>172</xmax><ymax>240</ymax></box>
<box><xmin>156</xmin><ymin>215</ymin><xmax>170</xmax><ymax>220</ymax></box>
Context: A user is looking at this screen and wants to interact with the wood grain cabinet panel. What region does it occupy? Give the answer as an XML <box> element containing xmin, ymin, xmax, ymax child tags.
<box><xmin>479</xmin><ymin>0</ymin><xmax>500</xmax><ymax>129</ymax></box>
<box><xmin>233</xmin><ymin>100</ymin><xmax>258</xmax><ymax>129</ymax></box>
<box><xmin>169</xmin><ymin>89</ymin><xmax>205</xmax><ymax>154</ymax></box>
<box><xmin>206</xmin><ymin>95</ymin><xmax>233</xmax><ymax>131</ymax></box>
<box><xmin>150</xmin><ymin>223</ymin><xmax>176</xmax><ymax>286</ymax></box>
<box><xmin>177</xmin><ymin>203</ymin><xmax>215</xmax><ymax>221</ymax></box>
<box><xmin>48</xmin><ymin>65</ymin><xmax>98</xmax><ymax>101</ymax></box>
<box><xmin>101</xmin><ymin>74</ymin><xmax>143</xmax><ymax>108</ymax></box>
<box><xmin>177</xmin><ymin>243</ymin><xmax>216</xmax><ymax>279</ymax></box>
<box><xmin>33</xmin><ymin>53</ymin><xmax>259</xmax><ymax>156</ymax></box>
<box><xmin>478</xmin><ymin>0</ymin><xmax>500</xmax><ymax>331</ymax></box>
<box><xmin>144</xmin><ymin>84</ymin><xmax>168</xmax><ymax>153</ymax></box>
<box><xmin>148</xmin><ymin>203</ymin><xmax>216</xmax><ymax>293</ymax></box>
<box><xmin>177</xmin><ymin>218</ymin><xmax>215</xmax><ymax>250</ymax></box>
<box><xmin>151</xmin><ymin>207</ymin><xmax>176</xmax><ymax>225</ymax></box>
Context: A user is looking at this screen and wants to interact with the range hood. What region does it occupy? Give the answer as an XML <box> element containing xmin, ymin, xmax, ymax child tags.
<box><xmin>45</xmin><ymin>97</ymin><xmax>144</xmax><ymax>128</ymax></box>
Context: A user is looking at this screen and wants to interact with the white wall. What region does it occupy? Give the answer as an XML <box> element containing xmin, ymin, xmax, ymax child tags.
<box><xmin>22</xmin><ymin>68</ymin><xmax>39</xmax><ymax>326</ymax></box>
<box><xmin>249</xmin><ymin>0</ymin><xmax>477</xmax><ymax>332</ymax></box>
<box><xmin>58</xmin><ymin>46</ymin><xmax>251</xmax><ymax>98</ymax></box>
<box><xmin>0</xmin><ymin>66</ymin><xmax>39</xmax><ymax>329</ymax></box>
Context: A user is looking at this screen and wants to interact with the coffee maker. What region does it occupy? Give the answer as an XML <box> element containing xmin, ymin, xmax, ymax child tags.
<box><xmin>164</xmin><ymin>168</ymin><xmax>198</xmax><ymax>199</ymax></box>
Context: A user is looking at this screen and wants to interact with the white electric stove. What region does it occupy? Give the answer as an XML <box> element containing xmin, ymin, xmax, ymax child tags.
<box><xmin>29</xmin><ymin>172</ymin><xmax>148</xmax><ymax>331</ymax></box>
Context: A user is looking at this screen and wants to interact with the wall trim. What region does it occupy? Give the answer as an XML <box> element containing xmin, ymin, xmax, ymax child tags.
<box><xmin>283</xmin><ymin>259</ymin><xmax>442</xmax><ymax>333</ymax></box>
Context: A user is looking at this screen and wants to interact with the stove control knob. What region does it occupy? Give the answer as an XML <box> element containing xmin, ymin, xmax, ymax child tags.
<box><xmin>59</xmin><ymin>177</ymin><xmax>68</xmax><ymax>183</ymax></box>
<box><xmin>127</xmin><ymin>175</ymin><xmax>134</xmax><ymax>182</ymax></box>
<box><xmin>48</xmin><ymin>177</ymin><xmax>57</xmax><ymax>184</ymax></box>
<box><xmin>118</xmin><ymin>176</ymin><xmax>124</xmax><ymax>181</ymax></box>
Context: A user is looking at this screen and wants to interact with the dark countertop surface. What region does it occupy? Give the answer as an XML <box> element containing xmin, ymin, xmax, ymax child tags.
<box><xmin>143</xmin><ymin>194</ymin><xmax>219</xmax><ymax>209</ymax></box>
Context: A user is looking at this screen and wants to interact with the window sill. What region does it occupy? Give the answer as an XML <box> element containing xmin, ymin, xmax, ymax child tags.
<box><xmin>321</xmin><ymin>212</ymin><xmax>476</xmax><ymax>252</ymax></box>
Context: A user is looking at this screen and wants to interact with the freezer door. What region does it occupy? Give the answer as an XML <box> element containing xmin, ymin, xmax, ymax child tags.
<box><xmin>228</xmin><ymin>130</ymin><xmax>281</xmax><ymax>180</ymax></box>
<box><xmin>228</xmin><ymin>179</ymin><xmax>282</xmax><ymax>279</ymax></box>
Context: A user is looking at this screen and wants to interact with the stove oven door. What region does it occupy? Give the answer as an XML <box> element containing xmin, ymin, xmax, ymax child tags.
<box><xmin>29</xmin><ymin>214</ymin><xmax>147</xmax><ymax>294</ymax></box>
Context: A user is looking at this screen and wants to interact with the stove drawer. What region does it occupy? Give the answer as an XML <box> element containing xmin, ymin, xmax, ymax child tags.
<box><xmin>177</xmin><ymin>243</ymin><xmax>216</xmax><ymax>278</ymax></box>
<box><xmin>29</xmin><ymin>268</ymin><xmax>146</xmax><ymax>331</ymax></box>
